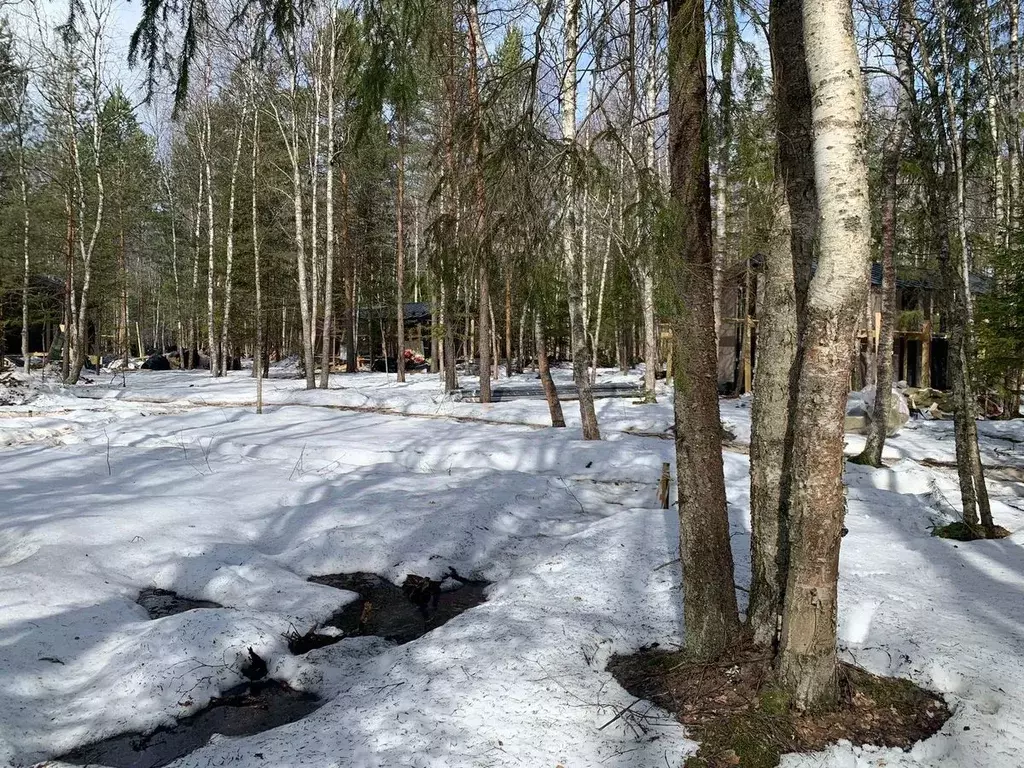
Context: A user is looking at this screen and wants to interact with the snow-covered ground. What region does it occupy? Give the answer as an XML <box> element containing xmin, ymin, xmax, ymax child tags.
<box><xmin>0</xmin><ymin>368</ymin><xmax>1022</xmax><ymax>767</ymax></box>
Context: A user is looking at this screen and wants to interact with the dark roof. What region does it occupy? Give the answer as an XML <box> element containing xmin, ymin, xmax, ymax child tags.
<box><xmin>869</xmin><ymin>263</ymin><xmax>991</xmax><ymax>294</ymax></box>
<box><xmin>361</xmin><ymin>302</ymin><xmax>432</xmax><ymax>323</ymax></box>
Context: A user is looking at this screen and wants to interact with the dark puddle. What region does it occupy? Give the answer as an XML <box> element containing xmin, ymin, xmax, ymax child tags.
<box><xmin>294</xmin><ymin>570</ymin><xmax>489</xmax><ymax>651</ymax></box>
<box><xmin>62</xmin><ymin>572</ymin><xmax>486</xmax><ymax>766</ymax></box>
<box><xmin>59</xmin><ymin>680</ymin><xmax>321</xmax><ymax>768</ymax></box>
<box><xmin>137</xmin><ymin>588</ymin><xmax>221</xmax><ymax>619</ymax></box>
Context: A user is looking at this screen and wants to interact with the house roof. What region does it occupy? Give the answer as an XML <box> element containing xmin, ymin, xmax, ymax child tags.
<box><xmin>869</xmin><ymin>262</ymin><xmax>991</xmax><ymax>294</ymax></box>
<box><xmin>360</xmin><ymin>302</ymin><xmax>432</xmax><ymax>324</ymax></box>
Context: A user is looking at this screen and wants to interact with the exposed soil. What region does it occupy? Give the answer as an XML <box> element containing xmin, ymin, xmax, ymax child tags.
<box><xmin>932</xmin><ymin>521</ymin><xmax>1012</xmax><ymax>541</ymax></box>
<box><xmin>299</xmin><ymin>570</ymin><xmax>489</xmax><ymax>650</ymax></box>
<box><xmin>59</xmin><ymin>680</ymin><xmax>321</xmax><ymax>768</ymax></box>
<box><xmin>137</xmin><ymin>588</ymin><xmax>222</xmax><ymax>619</ymax></box>
<box><xmin>608</xmin><ymin>644</ymin><xmax>951</xmax><ymax>768</ymax></box>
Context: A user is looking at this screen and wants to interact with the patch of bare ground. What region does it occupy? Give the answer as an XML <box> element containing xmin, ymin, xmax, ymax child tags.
<box><xmin>931</xmin><ymin>521</ymin><xmax>1012</xmax><ymax>540</ymax></box>
<box><xmin>608</xmin><ymin>642</ymin><xmax>950</xmax><ymax>768</ymax></box>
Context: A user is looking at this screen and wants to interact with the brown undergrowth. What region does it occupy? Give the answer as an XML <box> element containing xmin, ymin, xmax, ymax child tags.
<box><xmin>608</xmin><ymin>642</ymin><xmax>950</xmax><ymax>768</ymax></box>
<box><xmin>932</xmin><ymin>521</ymin><xmax>1012</xmax><ymax>541</ymax></box>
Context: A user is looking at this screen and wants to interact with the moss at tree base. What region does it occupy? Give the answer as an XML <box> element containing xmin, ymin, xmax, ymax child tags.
<box><xmin>609</xmin><ymin>643</ymin><xmax>950</xmax><ymax>768</ymax></box>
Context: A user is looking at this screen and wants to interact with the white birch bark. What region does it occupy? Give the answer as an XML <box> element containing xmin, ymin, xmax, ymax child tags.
<box><xmin>319</xmin><ymin>18</ymin><xmax>337</xmax><ymax>390</ymax></box>
<box><xmin>777</xmin><ymin>0</ymin><xmax>872</xmax><ymax>709</ymax></box>
<box><xmin>561</xmin><ymin>0</ymin><xmax>600</xmax><ymax>439</ymax></box>
<box><xmin>67</xmin><ymin>9</ymin><xmax>106</xmax><ymax>384</ymax></box>
<box><xmin>220</xmin><ymin>105</ymin><xmax>248</xmax><ymax>375</ymax></box>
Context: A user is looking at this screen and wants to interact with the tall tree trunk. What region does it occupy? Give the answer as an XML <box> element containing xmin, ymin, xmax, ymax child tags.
<box><xmin>777</xmin><ymin>0</ymin><xmax>872</xmax><ymax>709</ymax></box>
<box><xmin>505</xmin><ymin>273</ymin><xmax>513</xmax><ymax>377</ymax></box>
<box><xmin>320</xmin><ymin>27</ymin><xmax>337</xmax><ymax>390</ymax></box>
<box><xmin>119</xmin><ymin>201</ymin><xmax>129</xmax><ymax>366</ymax></box>
<box><xmin>189</xmin><ymin>180</ymin><xmax>202</xmax><ymax>369</ymax></box>
<box><xmin>713</xmin><ymin>0</ymin><xmax>737</xmax><ymax>347</ymax></box>
<box><xmin>62</xmin><ymin>192</ymin><xmax>73</xmax><ymax>383</ymax></box>
<box><xmin>748</xmin><ymin>0</ymin><xmax>819</xmax><ymax>643</ymax></box>
<box><xmin>668</xmin><ymin>0</ymin><xmax>739</xmax><ymax>657</ymax></box>
<box><xmin>275</xmin><ymin>38</ymin><xmax>317</xmax><ymax>389</ymax></box>
<box><xmin>467</xmin><ymin>0</ymin><xmax>491</xmax><ymax>402</ymax></box>
<box><xmin>562</xmin><ymin>0</ymin><xmax>600</xmax><ymax>439</ymax></box>
<box><xmin>252</xmin><ymin>103</ymin><xmax>264</xmax><ymax>412</ymax></box>
<box><xmin>203</xmin><ymin>83</ymin><xmax>219</xmax><ymax>377</ymax></box>
<box><xmin>220</xmin><ymin>107</ymin><xmax>247</xmax><ymax>376</ymax></box>
<box><xmin>396</xmin><ymin>117</ymin><xmax>407</xmax><ymax>382</ymax></box>
<box><xmin>19</xmin><ymin>124</ymin><xmax>30</xmax><ymax>373</ymax></box>
<box><xmin>342</xmin><ymin>170</ymin><xmax>357</xmax><ymax>373</ymax></box>
<box><xmin>67</xmin><ymin>31</ymin><xmax>104</xmax><ymax>385</ymax></box>
<box><xmin>857</xmin><ymin>9</ymin><xmax>910</xmax><ymax>467</ymax></box>
<box><xmin>160</xmin><ymin>161</ymin><xmax>184</xmax><ymax>369</ymax></box>
<box><xmin>935</xmin><ymin>0</ymin><xmax>995</xmax><ymax>536</ymax></box>
<box><xmin>535</xmin><ymin>311</ymin><xmax>566</xmax><ymax>427</ymax></box>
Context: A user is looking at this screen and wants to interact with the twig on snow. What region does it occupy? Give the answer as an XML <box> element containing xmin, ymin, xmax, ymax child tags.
<box><xmin>598</xmin><ymin>697</ymin><xmax>643</xmax><ymax>730</ymax></box>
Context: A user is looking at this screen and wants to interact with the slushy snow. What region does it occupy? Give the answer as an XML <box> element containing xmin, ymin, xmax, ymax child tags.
<box><xmin>0</xmin><ymin>368</ymin><xmax>1021</xmax><ymax>767</ymax></box>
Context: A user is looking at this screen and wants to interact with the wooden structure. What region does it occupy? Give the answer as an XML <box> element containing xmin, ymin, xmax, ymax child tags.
<box><xmin>715</xmin><ymin>261</ymin><xmax>989</xmax><ymax>394</ymax></box>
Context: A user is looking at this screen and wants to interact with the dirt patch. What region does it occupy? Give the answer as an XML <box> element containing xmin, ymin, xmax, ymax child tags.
<box><xmin>608</xmin><ymin>644</ymin><xmax>950</xmax><ymax>768</ymax></box>
<box><xmin>59</xmin><ymin>680</ymin><xmax>321</xmax><ymax>768</ymax></box>
<box><xmin>137</xmin><ymin>588</ymin><xmax>222</xmax><ymax>619</ymax></box>
<box><xmin>0</xmin><ymin>373</ymin><xmax>33</xmax><ymax>406</ymax></box>
<box><xmin>932</xmin><ymin>521</ymin><xmax>1012</xmax><ymax>541</ymax></box>
<box><xmin>301</xmin><ymin>570</ymin><xmax>489</xmax><ymax>649</ymax></box>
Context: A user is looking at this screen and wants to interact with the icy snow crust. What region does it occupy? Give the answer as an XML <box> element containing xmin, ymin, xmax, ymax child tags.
<box><xmin>0</xmin><ymin>367</ymin><xmax>1021</xmax><ymax>767</ymax></box>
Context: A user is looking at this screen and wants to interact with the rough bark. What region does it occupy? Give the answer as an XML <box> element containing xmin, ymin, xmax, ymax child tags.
<box><xmin>535</xmin><ymin>311</ymin><xmax>566</xmax><ymax>428</ymax></box>
<box><xmin>933</xmin><ymin>0</ymin><xmax>995</xmax><ymax>536</ymax></box>
<box><xmin>856</xmin><ymin>2</ymin><xmax>911</xmax><ymax>468</ymax></box>
<box><xmin>778</xmin><ymin>0</ymin><xmax>872</xmax><ymax>709</ymax></box>
<box><xmin>668</xmin><ymin>0</ymin><xmax>740</xmax><ymax>657</ymax></box>
<box><xmin>747</xmin><ymin>0</ymin><xmax>817</xmax><ymax>651</ymax></box>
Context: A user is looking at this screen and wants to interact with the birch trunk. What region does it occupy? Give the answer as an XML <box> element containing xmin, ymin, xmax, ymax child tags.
<box><xmin>778</xmin><ymin>0</ymin><xmax>872</xmax><ymax>709</ymax></box>
<box><xmin>274</xmin><ymin>39</ymin><xmax>317</xmax><ymax>389</ymax></box>
<box><xmin>202</xmin><ymin>73</ymin><xmax>219</xmax><ymax>377</ymax></box>
<box><xmin>220</xmin><ymin>107</ymin><xmax>247</xmax><ymax>376</ymax></box>
<box><xmin>467</xmin><ymin>0</ymin><xmax>491</xmax><ymax>402</ymax></box>
<box><xmin>19</xmin><ymin>116</ymin><xmax>30</xmax><ymax>373</ymax></box>
<box><xmin>320</xmin><ymin>24</ymin><xmax>337</xmax><ymax>390</ymax></box>
<box><xmin>189</xmin><ymin>178</ymin><xmax>202</xmax><ymax>369</ymax></box>
<box><xmin>396</xmin><ymin>118</ymin><xmax>407</xmax><ymax>382</ymax></box>
<box><xmin>342</xmin><ymin>169</ymin><xmax>357</xmax><ymax>373</ymax></box>
<box><xmin>252</xmin><ymin>103</ymin><xmax>264</xmax><ymax>412</ymax></box>
<box><xmin>713</xmin><ymin>0</ymin><xmax>736</xmax><ymax>346</ymax></box>
<box><xmin>668</xmin><ymin>0</ymin><xmax>739</xmax><ymax>656</ymax></box>
<box><xmin>562</xmin><ymin>0</ymin><xmax>600</xmax><ymax>439</ymax></box>
<box><xmin>67</xmin><ymin>26</ymin><xmax>104</xmax><ymax>385</ymax></box>
<box><xmin>160</xmin><ymin>161</ymin><xmax>184</xmax><ymax>368</ymax></box>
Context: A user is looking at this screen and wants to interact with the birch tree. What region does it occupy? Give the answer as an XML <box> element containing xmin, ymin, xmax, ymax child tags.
<box><xmin>777</xmin><ymin>0</ymin><xmax>873</xmax><ymax>708</ymax></box>
<box><xmin>562</xmin><ymin>0</ymin><xmax>600</xmax><ymax>439</ymax></box>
